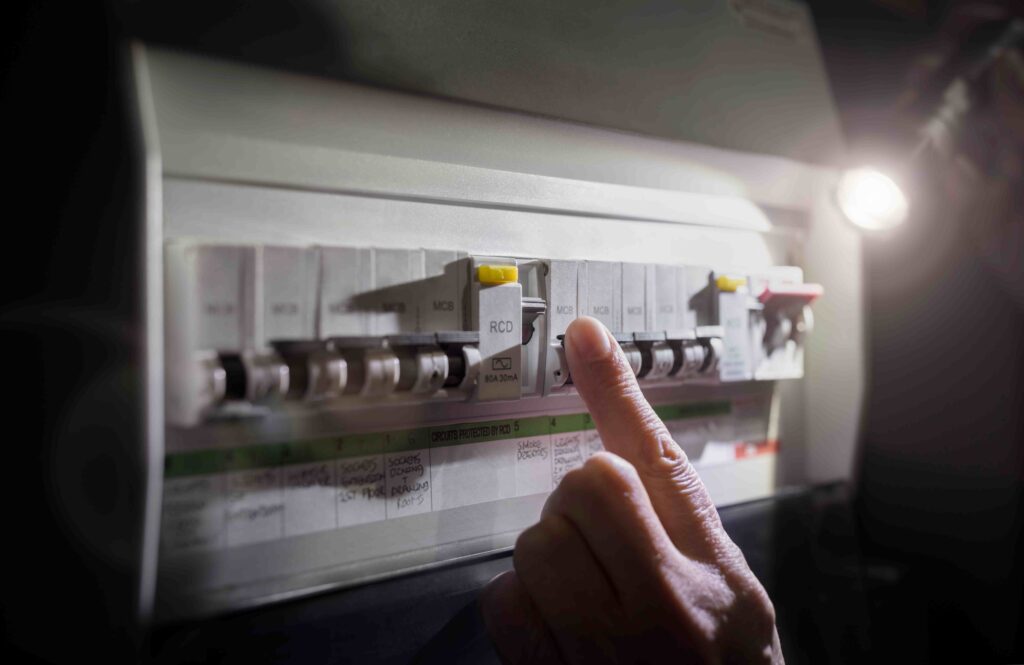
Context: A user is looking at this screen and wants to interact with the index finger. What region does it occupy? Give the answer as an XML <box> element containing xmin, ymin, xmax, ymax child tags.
<box><xmin>563</xmin><ymin>316</ymin><xmax>728</xmax><ymax>561</ymax></box>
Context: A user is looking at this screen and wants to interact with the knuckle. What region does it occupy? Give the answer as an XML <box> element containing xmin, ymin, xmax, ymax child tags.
<box><xmin>658</xmin><ymin>559</ymin><xmax>778</xmax><ymax>662</ymax></box>
<box><xmin>715</xmin><ymin>561</ymin><xmax>778</xmax><ymax>647</ymax></box>
<box><xmin>636</xmin><ymin>432</ymin><xmax>692</xmax><ymax>478</ymax></box>
<box><xmin>716</xmin><ymin>538</ymin><xmax>753</xmax><ymax>570</ymax></box>
<box><xmin>736</xmin><ymin>572</ymin><xmax>776</xmax><ymax>625</ymax></box>
<box><xmin>638</xmin><ymin>439</ymin><xmax>720</xmax><ymax>521</ymax></box>
<box><xmin>758</xmin><ymin>594</ymin><xmax>777</xmax><ymax>629</ymax></box>
<box><xmin>736</xmin><ymin>586</ymin><xmax>778</xmax><ymax>649</ymax></box>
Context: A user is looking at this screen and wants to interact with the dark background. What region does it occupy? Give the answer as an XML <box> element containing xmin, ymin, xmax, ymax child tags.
<box><xmin>2</xmin><ymin>1</ymin><xmax>1022</xmax><ymax>662</ymax></box>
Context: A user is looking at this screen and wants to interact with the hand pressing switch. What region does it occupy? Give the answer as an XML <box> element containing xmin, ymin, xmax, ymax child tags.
<box><xmin>482</xmin><ymin>317</ymin><xmax>783</xmax><ymax>664</ymax></box>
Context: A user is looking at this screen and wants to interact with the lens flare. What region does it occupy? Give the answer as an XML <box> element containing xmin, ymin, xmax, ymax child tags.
<box><xmin>835</xmin><ymin>167</ymin><xmax>909</xmax><ymax>231</ymax></box>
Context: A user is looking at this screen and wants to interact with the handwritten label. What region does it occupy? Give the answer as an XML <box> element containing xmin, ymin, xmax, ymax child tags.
<box><xmin>161</xmin><ymin>401</ymin><xmax>741</xmax><ymax>553</ymax></box>
<box><xmin>226</xmin><ymin>468</ymin><xmax>284</xmax><ymax>546</ymax></box>
<box><xmin>283</xmin><ymin>462</ymin><xmax>336</xmax><ymax>537</ymax></box>
<box><xmin>514</xmin><ymin>436</ymin><xmax>552</xmax><ymax>496</ymax></box>
<box><xmin>385</xmin><ymin>451</ymin><xmax>432</xmax><ymax>517</ymax></box>
<box><xmin>552</xmin><ymin>432</ymin><xmax>585</xmax><ymax>486</ymax></box>
<box><xmin>337</xmin><ymin>455</ymin><xmax>386</xmax><ymax>526</ymax></box>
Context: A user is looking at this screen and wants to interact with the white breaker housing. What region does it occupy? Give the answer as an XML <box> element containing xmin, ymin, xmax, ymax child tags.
<box><xmin>164</xmin><ymin>244</ymin><xmax>823</xmax><ymax>425</ymax></box>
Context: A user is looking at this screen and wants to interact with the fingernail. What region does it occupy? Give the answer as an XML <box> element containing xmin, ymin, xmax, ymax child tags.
<box><xmin>566</xmin><ymin>316</ymin><xmax>613</xmax><ymax>360</ymax></box>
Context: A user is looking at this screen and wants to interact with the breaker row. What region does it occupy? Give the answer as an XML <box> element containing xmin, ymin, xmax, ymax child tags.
<box><xmin>164</xmin><ymin>242</ymin><xmax>822</xmax><ymax>426</ymax></box>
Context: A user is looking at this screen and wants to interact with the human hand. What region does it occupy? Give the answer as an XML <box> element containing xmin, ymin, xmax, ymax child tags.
<box><xmin>480</xmin><ymin>316</ymin><xmax>783</xmax><ymax>664</ymax></box>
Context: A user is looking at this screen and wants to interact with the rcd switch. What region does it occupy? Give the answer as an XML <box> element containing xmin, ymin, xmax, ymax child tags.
<box><xmin>470</xmin><ymin>259</ymin><xmax>523</xmax><ymax>401</ymax></box>
<box><xmin>712</xmin><ymin>272</ymin><xmax>756</xmax><ymax>382</ymax></box>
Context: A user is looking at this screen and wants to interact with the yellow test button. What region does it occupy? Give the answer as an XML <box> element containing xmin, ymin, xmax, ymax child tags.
<box><xmin>716</xmin><ymin>275</ymin><xmax>747</xmax><ymax>292</ymax></box>
<box><xmin>478</xmin><ymin>264</ymin><xmax>519</xmax><ymax>285</ymax></box>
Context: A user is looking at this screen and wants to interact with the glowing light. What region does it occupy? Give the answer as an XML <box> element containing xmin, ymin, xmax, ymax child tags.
<box><xmin>835</xmin><ymin>167</ymin><xmax>909</xmax><ymax>231</ymax></box>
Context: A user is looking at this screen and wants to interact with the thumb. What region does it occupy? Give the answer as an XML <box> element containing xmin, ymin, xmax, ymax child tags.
<box><xmin>563</xmin><ymin>317</ymin><xmax>726</xmax><ymax>559</ymax></box>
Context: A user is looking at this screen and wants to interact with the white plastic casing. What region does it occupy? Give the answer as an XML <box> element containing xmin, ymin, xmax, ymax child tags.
<box><xmin>470</xmin><ymin>257</ymin><xmax>523</xmax><ymax>401</ymax></box>
<box><xmin>621</xmin><ymin>262</ymin><xmax>648</xmax><ymax>333</ymax></box>
<box><xmin>421</xmin><ymin>250</ymin><xmax>466</xmax><ymax>332</ymax></box>
<box><xmin>319</xmin><ymin>246</ymin><xmax>373</xmax><ymax>337</ymax></box>
<box><xmin>581</xmin><ymin>261</ymin><xmax>622</xmax><ymax>332</ymax></box>
<box><xmin>259</xmin><ymin>246</ymin><xmax>318</xmax><ymax>345</ymax></box>
<box><xmin>543</xmin><ymin>260</ymin><xmax>581</xmax><ymax>394</ymax></box>
<box><xmin>164</xmin><ymin>242</ymin><xmax>253</xmax><ymax>425</ymax></box>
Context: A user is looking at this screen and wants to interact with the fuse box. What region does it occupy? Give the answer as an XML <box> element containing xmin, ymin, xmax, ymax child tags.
<box><xmin>135</xmin><ymin>44</ymin><xmax>863</xmax><ymax>622</ymax></box>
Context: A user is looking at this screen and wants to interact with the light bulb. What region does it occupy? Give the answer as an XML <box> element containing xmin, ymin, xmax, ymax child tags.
<box><xmin>835</xmin><ymin>167</ymin><xmax>910</xmax><ymax>231</ymax></box>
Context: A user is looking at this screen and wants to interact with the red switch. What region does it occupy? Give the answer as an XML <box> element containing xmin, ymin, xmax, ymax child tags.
<box><xmin>758</xmin><ymin>284</ymin><xmax>824</xmax><ymax>305</ymax></box>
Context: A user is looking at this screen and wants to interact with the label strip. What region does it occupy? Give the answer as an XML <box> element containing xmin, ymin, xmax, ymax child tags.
<box><xmin>160</xmin><ymin>402</ymin><xmax>735</xmax><ymax>553</ymax></box>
